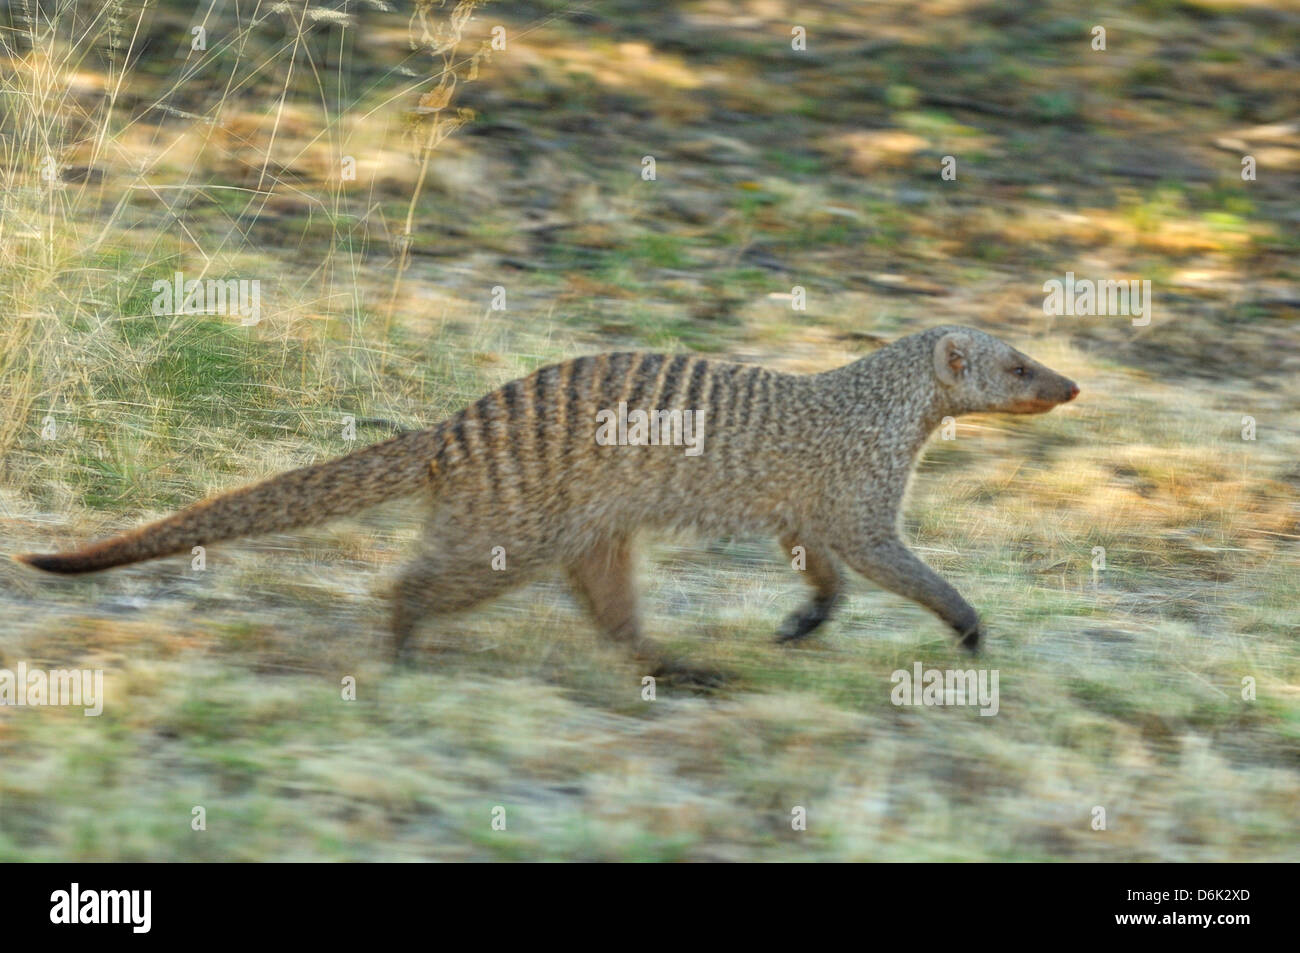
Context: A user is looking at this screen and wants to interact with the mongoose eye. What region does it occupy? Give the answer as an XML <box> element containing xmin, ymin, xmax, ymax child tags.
<box><xmin>1012</xmin><ymin>366</ymin><xmax>1027</xmax><ymax>377</ymax></box>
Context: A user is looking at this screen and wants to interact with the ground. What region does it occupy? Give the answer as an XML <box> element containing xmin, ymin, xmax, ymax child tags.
<box><xmin>0</xmin><ymin>0</ymin><xmax>1296</xmax><ymax>860</ymax></box>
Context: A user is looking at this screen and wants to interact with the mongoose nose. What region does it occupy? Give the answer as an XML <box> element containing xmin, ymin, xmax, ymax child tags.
<box><xmin>1065</xmin><ymin>383</ymin><xmax>1080</xmax><ymax>401</ymax></box>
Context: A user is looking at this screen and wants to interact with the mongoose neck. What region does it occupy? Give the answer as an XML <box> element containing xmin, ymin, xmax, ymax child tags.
<box><xmin>818</xmin><ymin>336</ymin><xmax>951</xmax><ymax>454</ymax></box>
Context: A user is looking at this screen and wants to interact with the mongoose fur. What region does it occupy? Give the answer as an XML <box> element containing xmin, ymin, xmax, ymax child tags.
<box><xmin>16</xmin><ymin>326</ymin><xmax>1078</xmax><ymax>663</ymax></box>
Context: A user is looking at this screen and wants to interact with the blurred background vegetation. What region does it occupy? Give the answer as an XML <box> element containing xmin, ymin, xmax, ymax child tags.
<box><xmin>0</xmin><ymin>0</ymin><xmax>1296</xmax><ymax>860</ymax></box>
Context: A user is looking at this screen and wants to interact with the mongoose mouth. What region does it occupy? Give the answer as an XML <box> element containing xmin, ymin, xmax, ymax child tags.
<box><xmin>1004</xmin><ymin>393</ymin><xmax>1073</xmax><ymax>414</ymax></box>
<box><xmin>1005</xmin><ymin>399</ymin><xmax>1058</xmax><ymax>414</ymax></box>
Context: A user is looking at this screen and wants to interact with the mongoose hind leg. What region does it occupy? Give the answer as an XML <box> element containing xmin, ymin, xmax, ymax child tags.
<box><xmin>566</xmin><ymin>535</ymin><xmax>726</xmax><ymax>687</ymax></box>
<box><xmin>776</xmin><ymin>532</ymin><xmax>844</xmax><ymax>643</ymax></box>
<box><xmin>565</xmin><ymin>534</ymin><xmax>651</xmax><ymax>657</ymax></box>
<box><xmin>837</xmin><ymin>534</ymin><xmax>984</xmax><ymax>653</ymax></box>
<box><xmin>390</xmin><ymin>542</ymin><xmax>532</xmax><ymax>663</ymax></box>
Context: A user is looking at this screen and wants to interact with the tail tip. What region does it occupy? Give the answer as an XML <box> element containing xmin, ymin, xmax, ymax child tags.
<box><xmin>13</xmin><ymin>552</ymin><xmax>75</xmax><ymax>573</ymax></box>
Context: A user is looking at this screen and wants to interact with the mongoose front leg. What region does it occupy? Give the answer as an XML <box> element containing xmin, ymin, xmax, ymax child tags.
<box><xmin>777</xmin><ymin>532</ymin><xmax>843</xmax><ymax>643</ymax></box>
<box><xmin>838</xmin><ymin>535</ymin><xmax>984</xmax><ymax>652</ymax></box>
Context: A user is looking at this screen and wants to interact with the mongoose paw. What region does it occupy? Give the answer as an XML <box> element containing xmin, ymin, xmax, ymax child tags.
<box><xmin>775</xmin><ymin>597</ymin><xmax>836</xmax><ymax>643</ymax></box>
<box><xmin>957</xmin><ymin>625</ymin><xmax>983</xmax><ymax>655</ymax></box>
<box><xmin>650</xmin><ymin>657</ymin><xmax>730</xmax><ymax>689</ymax></box>
<box><xmin>776</xmin><ymin>611</ymin><xmax>822</xmax><ymax>643</ymax></box>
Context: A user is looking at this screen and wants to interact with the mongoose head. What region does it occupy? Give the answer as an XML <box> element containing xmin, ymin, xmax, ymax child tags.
<box><xmin>932</xmin><ymin>328</ymin><xmax>1079</xmax><ymax>415</ymax></box>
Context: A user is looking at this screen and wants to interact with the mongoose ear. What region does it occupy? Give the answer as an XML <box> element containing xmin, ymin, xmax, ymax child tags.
<box><xmin>933</xmin><ymin>332</ymin><xmax>971</xmax><ymax>386</ymax></box>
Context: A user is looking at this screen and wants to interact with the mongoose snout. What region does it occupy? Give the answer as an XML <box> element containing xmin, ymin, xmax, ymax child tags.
<box><xmin>1006</xmin><ymin>373</ymin><xmax>1079</xmax><ymax>414</ymax></box>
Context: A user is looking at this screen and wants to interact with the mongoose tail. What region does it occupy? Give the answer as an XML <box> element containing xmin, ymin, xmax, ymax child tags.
<box><xmin>15</xmin><ymin>427</ymin><xmax>444</xmax><ymax>574</ymax></box>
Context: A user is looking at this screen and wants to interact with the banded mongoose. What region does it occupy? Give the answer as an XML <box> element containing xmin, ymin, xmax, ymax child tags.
<box><xmin>17</xmin><ymin>326</ymin><xmax>1078</xmax><ymax>663</ymax></box>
